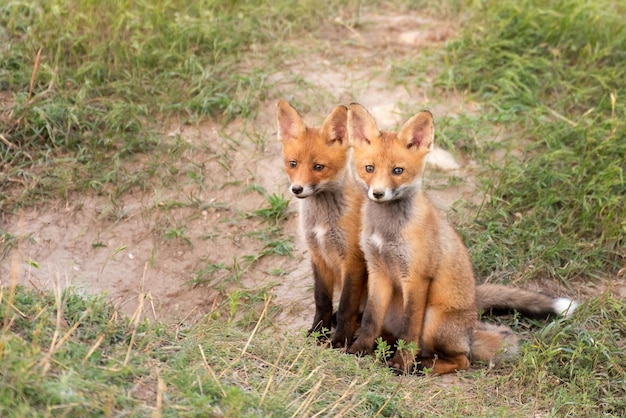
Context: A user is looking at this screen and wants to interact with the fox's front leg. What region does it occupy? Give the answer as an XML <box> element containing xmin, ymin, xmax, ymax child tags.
<box><xmin>347</xmin><ymin>268</ymin><xmax>392</xmax><ymax>355</ymax></box>
<box><xmin>308</xmin><ymin>257</ymin><xmax>335</xmax><ymax>339</ymax></box>
<box><xmin>332</xmin><ymin>260</ymin><xmax>367</xmax><ymax>348</ymax></box>
<box><xmin>387</xmin><ymin>277</ymin><xmax>430</xmax><ymax>373</ymax></box>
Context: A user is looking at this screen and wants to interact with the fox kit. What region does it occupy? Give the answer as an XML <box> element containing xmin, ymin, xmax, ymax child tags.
<box><xmin>277</xmin><ymin>100</ymin><xmax>367</xmax><ymax>347</ymax></box>
<box><xmin>346</xmin><ymin>103</ymin><xmax>577</xmax><ymax>374</ymax></box>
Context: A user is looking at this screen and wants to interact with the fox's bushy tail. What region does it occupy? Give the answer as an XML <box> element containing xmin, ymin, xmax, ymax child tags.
<box><xmin>470</xmin><ymin>322</ymin><xmax>519</xmax><ymax>365</ymax></box>
<box><xmin>471</xmin><ymin>284</ymin><xmax>578</xmax><ymax>365</ymax></box>
<box><xmin>476</xmin><ymin>283</ymin><xmax>578</xmax><ymax>319</ymax></box>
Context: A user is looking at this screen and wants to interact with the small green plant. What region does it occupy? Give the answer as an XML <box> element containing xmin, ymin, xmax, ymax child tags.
<box><xmin>190</xmin><ymin>255</ymin><xmax>252</xmax><ymax>288</ymax></box>
<box><xmin>253</xmin><ymin>192</ymin><xmax>290</xmax><ymax>225</ymax></box>
<box><xmin>307</xmin><ymin>327</ymin><xmax>332</xmax><ymax>342</ymax></box>
<box><xmin>189</xmin><ymin>262</ymin><xmax>230</xmax><ymax>286</ymax></box>
<box><xmin>24</xmin><ymin>260</ymin><xmax>40</xmax><ymax>269</ymax></box>
<box><xmin>1</xmin><ymin>230</ymin><xmax>18</xmax><ymax>259</ymax></box>
<box><xmin>374</xmin><ymin>337</ymin><xmax>393</xmax><ymax>362</ymax></box>
<box><xmin>162</xmin><ymin>227</ymin><xmax>192</xmax><ymax>247</ymax></box>
<box><xmin>261</xmin><ymin>237</ymin><xmax>293</xmax><ymax>257</ymax></box>
<box><xmin>394</xmin><ymin>339</ymin><xmax>419</xmax><ymax>361</ymax></box>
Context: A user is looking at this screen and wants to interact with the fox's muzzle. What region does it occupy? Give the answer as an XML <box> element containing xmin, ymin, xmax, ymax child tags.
<box><xmin>368</xmin><ymin>188</ymin><xmax>392</xmax><ymax>202</ymax></box>
<box><xmin>290</xmin><ymin>184</ymin><xmax>314</xmax><ymax>198</ymax></box>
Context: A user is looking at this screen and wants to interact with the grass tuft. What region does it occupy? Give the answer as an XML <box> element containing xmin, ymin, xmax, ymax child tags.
<box><xmin>0</xmin><ymin>0</ymin><xmax>350</xmax><ymax>209</ymax></box>
<box><xmin>437</xmin><ymin>0</ymin><xmax>626</xmax><ymax>282</ymax></box>
<box><xmin>512</xmin><ymin>294</ymin><xmax>626</xmax><ymax>416</ymax></box>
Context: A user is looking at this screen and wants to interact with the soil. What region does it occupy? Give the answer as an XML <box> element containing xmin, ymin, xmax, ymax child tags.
<box><xmin>1</xmin><ymin>9</ymin><xmax>620</xmax><ymax>330</ymax></box>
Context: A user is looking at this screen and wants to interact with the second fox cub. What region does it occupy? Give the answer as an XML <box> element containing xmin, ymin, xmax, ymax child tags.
<box><xmin>277</xmin><ymin>100</ymin><xmax>367</xmax><ymax>347</ymax></box>
<box><xmin>346</xmin><ymin>103</ymin><xmax>577</xmax><ymax>374</ymax></box>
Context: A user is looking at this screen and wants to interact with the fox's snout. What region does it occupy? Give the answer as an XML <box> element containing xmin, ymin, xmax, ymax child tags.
<box><xmin>371</xmin><ymin>190</ymin><xmax>385</xmax><ymax>200</ymax></box>
<box><xmin>290</xmin><ymin>183</ymin><xmax>314</xmax><ymax>198</ymax></box>
<box><xmin>368</xmin><ymin>187</ymin><xmax>392</xmax><ymax>202</ymax></box>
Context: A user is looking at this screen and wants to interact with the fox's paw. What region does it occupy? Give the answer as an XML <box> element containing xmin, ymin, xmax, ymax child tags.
<box><xmin>331</xmin><ymin>328</ymin><xmax>355</xmax><ymax>349</ymax></box>
<box><xmin>387</xmin><ymin>351</ymin><xmax>415</xmax><ymax>375</ymax></box>
<box><xmin>346</xmin><ymin>339</ymin><xmax>374</xmax><ymax>356</ymax></box>
<box><xmin>331</xmin><ymin>336</ymin><xmax>347</xmax><ymax>349</ymax></box>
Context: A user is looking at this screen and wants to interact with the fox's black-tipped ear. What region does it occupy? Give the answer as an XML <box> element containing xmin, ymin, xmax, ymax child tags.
<box><xmin>277</xmin><ymin>100</ymin><xmax>306</xmax><ymax>142</ymax></box>
<box><xmin>322</xmin><ymin>105</ymin><xmax>348</xmax><ymax>145</ymax></box>
<box><xmin>348</xmin><ymin>103</ymin><xmax>379</xmax><ymax>147</ymax></box>
<box><xmin>398</xmin><ymin>110</ymin><xmax>434</xmax><ymax>151</ymax></box>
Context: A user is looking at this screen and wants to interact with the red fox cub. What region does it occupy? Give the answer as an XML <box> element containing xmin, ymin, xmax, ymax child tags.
<box><xmin>277</xmin><ymin>100</ymin><xmax>367</xmax><ymax>347</ymax></box>
<box><xmin>346</xmin><ymin>103</ymin><xmax>577</xmax><ymax>374</ymax></box>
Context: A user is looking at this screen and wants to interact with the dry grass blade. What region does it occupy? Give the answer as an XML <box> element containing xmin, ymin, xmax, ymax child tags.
<box><xmin>27</xmin><ymin>48</ymin><xmax>42</xmax><ymax>103</ymax></box>
<box><xmin>545</xmin><ymin>107</ymin><xmax>577</xmax><ymax>127</ymax></box>
<box><xmin>259</xmin><ymin>339</ymin><xmax>286</xmax><ymax>406</ymax></box>
<box><xmin>289</xmin><ymin>376</ymin><xmax>324</xmax><ymax>418</ymax></box>
<box><xmin>38</xmin><ymin>273</ymin><xmax>64</xmax><ymax>375</ymax></box>
<box><xmin>152</xmin><ymin>372</ymin><xmax>166</xmax><ymax>418</ymax></box>
<box><xmin>124</xmin><ymin>291</ymin><xmax>145</xmax><ymax>367</ymax></box>
<box><xmin>82</xmin><ymin>334</ymin><xmax>105</xmax><ymax>364</ymax></box>
<box><xmin>373</xmin><ymin>377</ymin><xmax>403</xmax><ymax>418</ymax></box>
<box><xmin>2</xmin><ymin>220</ymin><xmax>23</xmax><ymax>331</ymax></box>
<box><xmin>0</xmin><ymin>133</ymin><xmax>15</xmax><ymax>149</ymax></box>
<box><xmin>199</xmin><ymin>344</ymin><xmax>226</xmax><ymax>397</ymax></box>
<box><xmin>285</xmin><ymin>365</ymin><xmax>322</xmax><ymax>411</ymax></box>
<box><xmin>610</xmin><ymin>91</ymin><xmax>617</xmax><ymax>134</ymax></box>
<box><xmin>240</xmin><ymin>293</ymin><xmax>272</xmax><ymax>356</ymax></box>
<box><xmin>218</xmin><ymin>292</ymin><xmax>272</xmax><ymax>379</ymax></box>
<box><xmin>281</xmin><ymin>345</ymin><xmax>307</xmax><ymax>384</ymax></box>
<box><xmin>49</xmin><ymin>309</ymin><xmax>90</xmax><ymax>353</ymax></box>
<box><xmin>39</xmin><ymin>277</ymin><xmax>91</xmax><ymax>377</ymax></box>
<box><xmin>335</xmin><ymin>397</ymin><xmax>366</xmax><ymax>418</ymax></box>
<box><xmin>311</xmin><ymin>376</ymin><xmax>369</xmax><ymax>418</ymax></box>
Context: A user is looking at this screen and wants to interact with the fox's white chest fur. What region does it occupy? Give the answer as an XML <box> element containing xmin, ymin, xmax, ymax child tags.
<box><xmin>299</xmin><ymin>191</ymin><xmax>347</xmax><ymax>271</ymax></box>
<box><xmin>360</xmin><ymin>197</ymin><xmax>413</xmax><ymax>278</ymax></box>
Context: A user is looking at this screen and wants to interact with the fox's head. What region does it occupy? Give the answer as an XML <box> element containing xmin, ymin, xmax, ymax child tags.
<box><xmin>348</xmin><ymin>103</ymin><xmax>434</xmax><ymax>203</ymax></box>
<box><xmin>277</xmin><ymin>100</ymin><xmax>349</xmax><ymax>199</ymax></box>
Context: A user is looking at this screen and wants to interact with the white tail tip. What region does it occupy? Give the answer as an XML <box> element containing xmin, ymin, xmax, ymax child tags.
<box><xmin>554</xmin><ymin>297</ymin><xmax>579</xmax><ymax>318</ymax></box>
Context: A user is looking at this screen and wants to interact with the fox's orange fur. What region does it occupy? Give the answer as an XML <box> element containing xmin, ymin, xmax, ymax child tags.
<box><xmin>277</xmin><ymin>100</ymin><xmax>367</xmax><ymax>347</ymax></box>
<box><xmin>346</xmin><ymin>103</ymin><xmax>576</xmax><ymax>374</ymax></box>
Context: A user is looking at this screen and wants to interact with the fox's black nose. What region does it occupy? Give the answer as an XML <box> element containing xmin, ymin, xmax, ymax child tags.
<box><xmin>291</xmin><ymin>185</ymin><xmax>304</xmax><ymax>195</ymax></box>
<box><xmin>372</xmin><ymin>191</ymin><xmax>384</xmax><ymax>199</ymax></box>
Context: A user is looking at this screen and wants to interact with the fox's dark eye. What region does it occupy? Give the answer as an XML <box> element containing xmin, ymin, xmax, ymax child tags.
<box><xmin>289</xmin><ymin>161</ymin><xmax>297</xmax><ymax>168</ymax></box>
<box><xmin>365</xmin><ymin>165</ymin><xmax>374</xmax><ymax>173</ymax></box>
<box><xmin>313</xmin><ymin>164</ymin><xmax>324</xmax><ymax>172</ymax></box>
<box><xmin>392</xmin><ymin>167</ymin><xmax>404</xmax><ymax>175</ymax></box>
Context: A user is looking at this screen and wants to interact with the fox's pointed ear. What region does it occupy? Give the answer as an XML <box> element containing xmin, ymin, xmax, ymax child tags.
<box><xmin>277</xmin><ymin>100</ymin><xmax>306</xmax><ymax>142</ymax></box>
<box><xmin>321</xmin><ymin>105</ymin><xmax>348</xmax><ymax>145</ymax></box>
<box><xmin>398</xmin><ymin>111</ymin><xmax>434</xmax><ymax>151</ymax></box>
<box><xmin>348</xmin><ymin>103</ymin><xmax>379</xmax><ymax>147</ymax></box>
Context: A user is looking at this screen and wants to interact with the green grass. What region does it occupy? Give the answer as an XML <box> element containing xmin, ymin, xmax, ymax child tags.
<box><xmin>0</xmin><ymin>0</ymin><xmax>350</xmax><ymax>210</ymax></box>
<box><xmin>511</xmin><ymin>295</ymin><xmax>626</xmax><ymax>416</ymax></box>
<box><xmin>2</xmin><ymin>285</ymin><xmax>625</xmax><ymax>416</ymax></box>
<box><xmin>432</xmin><ymin>0</ymin><xmax>626</xmax><ymax>283</ymax></box>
